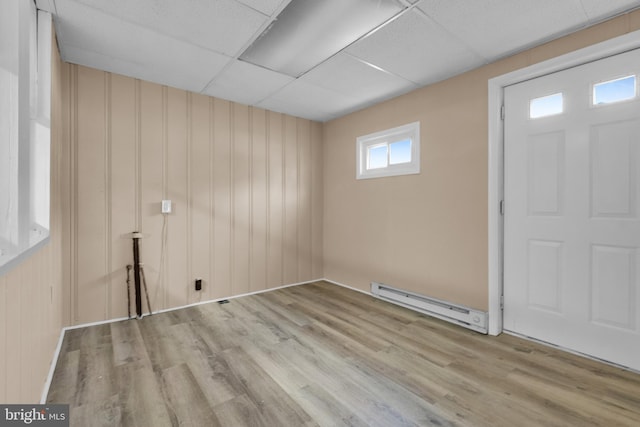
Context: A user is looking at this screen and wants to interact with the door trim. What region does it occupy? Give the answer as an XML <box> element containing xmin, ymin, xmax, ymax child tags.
<box><xmin>487</xmin><ymin>29</ymin><xmax>640</xmax><ymax>336</ymax></box>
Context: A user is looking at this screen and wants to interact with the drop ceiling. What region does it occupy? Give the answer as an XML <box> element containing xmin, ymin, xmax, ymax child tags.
<box><xmin>36</xmin><ymin>0</ymin><xmax>640</xmax><ymax>122</ymax></box>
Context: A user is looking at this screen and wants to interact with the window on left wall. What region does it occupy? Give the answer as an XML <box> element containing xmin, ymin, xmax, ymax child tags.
<box><xmin>0</xmin><ymin>0</ymin><xmax>52</xmax><ymax>275</ymax></box>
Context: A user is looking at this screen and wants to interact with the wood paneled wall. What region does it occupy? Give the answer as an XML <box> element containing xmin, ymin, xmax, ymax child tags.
<box><xmin>0</xmin><ymin>27</ymin><xmax>66</xmax><ymax>403</ymax></box>
<box><xmin>65</xmin><ymin>65</ymin><xmax>324</xmax><ymax>325</ymax></box>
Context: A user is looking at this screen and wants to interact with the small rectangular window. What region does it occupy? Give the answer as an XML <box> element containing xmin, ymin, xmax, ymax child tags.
<box><xmin>356</xmin><ymin>122</ymin><xmax>420</xmax><ymax>180</ymax></box>
<box><xmin>530</xmin><ymin>93</ymin><xmax>563</xmax><ymax>119</ymax></box>
<box><xmin>593</xmin><ymin>75</ymin><xmax>636</xmax><ymax>105</ymax></box>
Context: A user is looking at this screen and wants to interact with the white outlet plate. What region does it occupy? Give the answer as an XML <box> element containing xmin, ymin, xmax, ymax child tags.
<box><xmin>161</xmin><ymin>200</ymin><xmax>172</xmax><ymax>214</ymax></box>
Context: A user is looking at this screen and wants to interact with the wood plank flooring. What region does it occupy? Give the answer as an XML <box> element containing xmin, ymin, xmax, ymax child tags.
<box><xmin>47</xmin><ymin>281</ymin><xmax>640</xmax><ymax>426</ymax></box>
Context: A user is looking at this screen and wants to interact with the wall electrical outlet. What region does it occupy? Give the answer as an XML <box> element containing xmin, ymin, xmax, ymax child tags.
<box><xmin>161</xmin><ymin>200</ymin><xmax>172</xmax><ymax>214</ymax></box>
<box><xmin>195</xmin><ymin>278</ymin><xmax>202</xmax><ymax>291</ymax></box>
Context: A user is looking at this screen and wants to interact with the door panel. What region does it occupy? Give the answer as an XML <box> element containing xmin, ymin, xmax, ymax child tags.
<box><xmin>591</xmin><ymin>120</ymin><xmax>636</xmax><ymax>217</ymax></box>
<box><xmin>504</xmin><ymin>48</ymin><xmax>640</xmax><ymax>370</ymax></box>
<box><xmin>590</xmin><ymin>245</ymin><xmax>636</xmax><ymax>330</ymax></box>
<box><xmin>527</xmin><ymin>240</ymin><xmax>563</xmax><ymax>313</ymax></box>
<box><xmin>528</xmin><ymin>131</ymin><xmax>565</xmax><ymax>215</ymax></box>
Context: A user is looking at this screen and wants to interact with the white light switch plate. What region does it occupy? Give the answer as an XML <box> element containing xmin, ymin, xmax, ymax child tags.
<box><xmin>161</xmin><ymin>200</ymin><xmax>172</xmax><ymax>214</ymax></box>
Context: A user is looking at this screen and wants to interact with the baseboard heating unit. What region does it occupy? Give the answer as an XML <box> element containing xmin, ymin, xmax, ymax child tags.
<box><xmin>370</xmin><ymin>282</ymin><xmax>488</xmax><ymax>334</ymax></box>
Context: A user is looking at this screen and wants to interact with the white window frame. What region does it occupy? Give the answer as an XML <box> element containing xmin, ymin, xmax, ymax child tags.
<box><xmin>356</xmin><ymin>121</ymin><xmax>420</xmax><ymax>180</ymax></box>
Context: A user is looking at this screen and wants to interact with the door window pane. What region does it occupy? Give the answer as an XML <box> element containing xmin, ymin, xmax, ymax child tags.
<box><xmin>530</xmin><ymin>93</ymin><xmax>563</xmax><ymax>119</ymax></box>
<box><xmin>593</xmin><ymin>75</ymin><xmax>636</xmax><ymax>105</ymax></box>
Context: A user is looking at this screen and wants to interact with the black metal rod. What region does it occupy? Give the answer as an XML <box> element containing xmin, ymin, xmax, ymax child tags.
<box><xmin>140</xmin><ymin>265</ymin><xmax>153</xmax><ymax>315</ymax></box>
<box><xmin>133</xmin><ymin>234</ymin><xmax>142</xmax><ymax>318</ymax></box>
<box><xmin>126</xmin><ymin>264</ymin><xmax>132</xmax><ymax>319</ymax></box>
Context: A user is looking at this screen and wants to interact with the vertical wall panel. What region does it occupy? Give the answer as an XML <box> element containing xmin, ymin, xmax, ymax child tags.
<box><xmin>297</xmin><ymin>119</ymin><xmax>312</xmax><ymax>282</ymax></box>
<box><xmin>2</xmin><ymin>243</ymin><xmax>65</xmax><ymax>403</ymax></box>
<box><xmin>212</xmin><ymin>98</ymin><xmax>232</xmax><ymax>299</ymax></box>
<box><xmin>233</xmin><ymin>104</ymin><xmax>251</xmax><ymax>296</ymax></box>
<box><xmin>2</xmin><ymin>242</ymin><xmax>65</xmax><ymax>402</ymax></box>
<box><xmin>27</xmin><ymin>262</ymin><xmax>37</xmax><ymax>401</ymax></box>
<box><xmin>250</xmin><ymin>108</ymin><xmax>268</xmax><ymax>293</ymax></box>
<box><xmin>31</xmin><ymin>255</ymin><xmax>45</xmax><ymax>399</ymax></box>
<box><xmin>110</xmin><ymin>74</ymin><xmax>137</xmax><ymax>318</ymax></box>
<box><xmin>32</xmin><ymin>255</ymin><xmax>48</xmax><ymax>400</ymax></box>
<box><xmin>311</xmin><ymin>121</ymin><xmax>323</xmax><ymax>279</ymax></box>
<box><xmin>20</xmin><ymin>257</ymin><xmax>35</xmax><ymax>400</ymax></box>
<box><xmin>76</xmin><ymin>66</ymin><xmax>107</xmax><ymax>323</ymax></box>
<box><xmin>140</xmin><ymin>81</ymin><xmax>165</xmax><ymax>312</ymax></box>
<box><xmin>68</xmin><ymin>67</ymin><xmax>323</xmax><ymax>323</ymax></box>
<box><xmin>0</xmin><ymin>274</ymin><xmax>5</xmax><ymax>403</ymax></box>
<box><xmin>5</xmin><ymin>268</ymin><xmax>21</xmax><ymax>402</ymax></box>
<box><xmin>49</xmin><ymin>40</ymin><xmax>64</xmax><ymax>334</ymax></box>
<box><xmin>189</xmin><ymin>93</ymin><xmax>212</xmax><ymax>303</ymax></box>
<box><xmin>267</xmin><ymin>112</ymin><xmax>284</xmax><ymax>287</ymax></box>
<box><xmin>283</xmin><ymin>115</ymin><xmax>299</xmax><ymax>284</ymax></box>
<box><xmin>167</xmin><ymin>88</ymin><xmax>189</xmax><ymax>309</ymax></box>
<box><xmin>208</xmin><ymin>98</ymin><xmax>215</xmax><ymax>302</ymax></box>
<box><xmin>62</xmin><ymin>62</ymin><xmax>74</xmax><ymax>325</ymax></box>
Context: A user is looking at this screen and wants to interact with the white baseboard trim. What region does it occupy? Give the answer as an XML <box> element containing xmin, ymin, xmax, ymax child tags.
<box><xmin>40</xmin><ymin>278</ymin><xmax>323</xmax><ymax>403</ymax></box>
<box><xmin>64</xmin><ymin>316</ymin><xmax>131</xmax><ymax>331</ymax></box>
<box><xmin>150</xmin><ymin>278</ymin><xmax>321</xmax><ymax>315</ymax></box>
<box><xmin>40</xmin><ymin>327</ymin><xmax>65</xmax><ymax>404</ymax></box>
<box><xmin>321</xmin><ymin>278</ymin><xmax>372</xmax><ymax>296</ymax></box>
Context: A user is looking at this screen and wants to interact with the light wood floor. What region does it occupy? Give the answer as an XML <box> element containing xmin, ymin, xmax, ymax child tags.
<box><xmin>47</xmin><ymin>281</ymin><xmax>640</xmax><ymax>426</ymax></box>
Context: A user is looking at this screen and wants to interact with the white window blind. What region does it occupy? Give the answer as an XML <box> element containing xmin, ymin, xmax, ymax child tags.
<box><xmin>0</xmin><ymin>0</ymin><xmax>52</xmax><ymax>275</ymax></box>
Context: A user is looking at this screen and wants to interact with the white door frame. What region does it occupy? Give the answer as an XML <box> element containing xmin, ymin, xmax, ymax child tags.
<box><xmin>487</xmin><ymin>29</ymin><xmax>640</xmax><ymax>336</ymax></box>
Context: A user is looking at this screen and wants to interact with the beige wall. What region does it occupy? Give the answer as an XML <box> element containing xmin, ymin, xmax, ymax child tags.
<box><xmin>323</xmin><ymin>11</ymin><xmax>640</xmax><ymax>311</ymax></box>
<box><xmin>0</xmin><ymin>28</ymin><xmax>66</xmax><ymax>403</ymax></box>
<box><xmin>63</xmin><ymin>66</ymin><xmax>324</xmax><ymax>325</ymax></box>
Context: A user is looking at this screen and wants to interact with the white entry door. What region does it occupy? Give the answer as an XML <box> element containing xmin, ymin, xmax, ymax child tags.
<box><xmin>504</xmin><ymin>48</ymin><xmax>640</xmax><ymax>370</ymax></box>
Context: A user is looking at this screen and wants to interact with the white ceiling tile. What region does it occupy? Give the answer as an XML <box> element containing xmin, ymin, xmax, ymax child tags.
<box><xmin>302</xmin><ymin>53</ymin><xmax>418</xmax><ymax>103</ymax></box>
<box><xmin>579</xmin><ymin>0</ymin><xmax>640</xmax><ymax>22</ymax></box>
<box><xmin>346</xmin><ymin>9</ymin><xmax>485</xmax><ymax>85</ymax></box>
<box><xmin>236</xmin><ymin>0</ymin><xmax>292</xmax><ymax>16</ymax></box>
<box><xmin>257</xmin><ymin>80</ymin><xmax>362</xmax><ymax>121</ymax></box>
<box><xmin>203</xmin><ymin>60</ymin><xmax>294</xmax><ymax>105</ymax></box>
<box><xmin>55</xmin><ymin>1</ymin><xmax>230</xmax><ymax>92</ymax></box>
<box><xmin>59</xmin><ymin>0</ymin><xmax>268</xmax><ymax>56</ymax></box>
<box><xmin>417</xmin><ymin>0</ymin><xmax>588</xmax><ymax>60</ymax></box>
<box><xmin>62</xmin><ymin>44</ymin><xmax>228</xmax><ymax>94</ymax></box>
